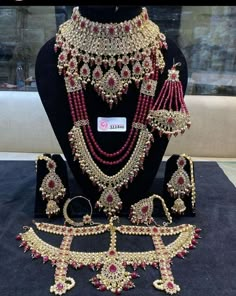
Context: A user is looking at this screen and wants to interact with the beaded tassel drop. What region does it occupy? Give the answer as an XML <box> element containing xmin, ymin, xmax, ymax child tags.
<box><xmin>147</xmin><ymin>62</ymin><xmax>191</xmax><ymax>138</ymax></box>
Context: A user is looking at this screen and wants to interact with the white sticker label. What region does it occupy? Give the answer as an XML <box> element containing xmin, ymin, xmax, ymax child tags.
<box><xmin>97</xmin><ymin>117</ymin><xmax>127</xmax><ymax>132</ymax></box>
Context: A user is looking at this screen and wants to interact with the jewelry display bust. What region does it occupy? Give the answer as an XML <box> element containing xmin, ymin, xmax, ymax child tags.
<box><xmin>35</xmin><ymin>6</ymin><xmax>188</xmax><ymax>216</ymax></box>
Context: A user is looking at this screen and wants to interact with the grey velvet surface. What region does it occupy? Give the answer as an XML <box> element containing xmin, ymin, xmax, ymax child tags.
<box><xmin>0</xmin><ymin>161</ymin><xmax>235</xmax><ymax>296</ymax></box>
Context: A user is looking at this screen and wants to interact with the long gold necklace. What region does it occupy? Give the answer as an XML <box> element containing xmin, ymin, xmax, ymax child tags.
<box><xmin>69</xmin><ymin>122</ymin><xmax>153</xmax><ymax>216</ymax></box>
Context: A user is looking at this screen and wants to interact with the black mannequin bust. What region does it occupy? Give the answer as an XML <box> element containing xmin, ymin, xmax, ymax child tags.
<box><xmin>35</xmin><ymin>6</ymin><xmax>188</xmax><ymax>217</ymax></box>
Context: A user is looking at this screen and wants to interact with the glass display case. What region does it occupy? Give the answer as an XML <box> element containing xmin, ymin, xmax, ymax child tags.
<box><xmin>0</xmin><ymin>5</ymin><xmax>235</xmax><ymax>95</ymax></box>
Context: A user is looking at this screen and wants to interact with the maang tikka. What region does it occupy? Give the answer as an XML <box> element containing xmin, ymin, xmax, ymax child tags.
<box><xmin>167</xmin><ymin>155</ymin><xmax>192</xmax><ymax>214</ymax></box>
<box><xmin>147</xmin><ymin>62</ymin><xmax>191</xmax><ymax>138</ymax></box>
<box><xmin>37</xmin><ymin>155</ymin><xmax>66</xmax><ymax>217</ymax></box>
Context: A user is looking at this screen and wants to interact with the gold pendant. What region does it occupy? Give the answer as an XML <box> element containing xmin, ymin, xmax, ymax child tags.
<box><xmin>95</xmin><ymin>187</ymin><xmax>122</xmax><ymax>216</ymax></box>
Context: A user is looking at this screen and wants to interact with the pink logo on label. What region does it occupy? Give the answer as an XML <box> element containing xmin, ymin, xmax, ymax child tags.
<box><xmin>99</xmin><ymin>119</ymin><xmax>109</xmax><ymax>130</ymax></box>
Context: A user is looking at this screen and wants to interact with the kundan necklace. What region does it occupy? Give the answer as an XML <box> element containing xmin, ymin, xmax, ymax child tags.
<box><xmin>55</xmin><ymin>6</ymin><xmax>167</xmax><ymax>108</ymax></box>
<box><xmin>55</xmin><ymin>7</ymin><xmax>168</xmax><ymax>216</ymax></box>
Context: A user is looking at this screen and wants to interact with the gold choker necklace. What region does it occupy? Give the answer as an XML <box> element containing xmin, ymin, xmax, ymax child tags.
<box><xmin>55</xmin><ymin>7</ymin><xmax>166</xmax><ymax>107</ymax></box>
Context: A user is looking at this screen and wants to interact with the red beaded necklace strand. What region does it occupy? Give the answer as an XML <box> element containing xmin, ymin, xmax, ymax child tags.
<box><xmin>67</xmin><ymin>51</ymin><xmax>159</xmax><ymax>166</ymax></box>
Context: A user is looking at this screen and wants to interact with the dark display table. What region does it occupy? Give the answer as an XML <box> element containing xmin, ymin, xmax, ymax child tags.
<box><xmin>0</xmin><ymin>161</ymin><xmax>235</xmax><ymax>296</ymax></box>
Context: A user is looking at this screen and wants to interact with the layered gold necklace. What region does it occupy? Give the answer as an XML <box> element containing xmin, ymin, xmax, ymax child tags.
<box><xmin>69</xmin><ymin>122</ymin><xmax>153</xmax><ymax>216</ymax></box>
<box><xmin>55</xmin><ymin>7</ymin><xmax>168</xmax><ymax>216</ymax></box>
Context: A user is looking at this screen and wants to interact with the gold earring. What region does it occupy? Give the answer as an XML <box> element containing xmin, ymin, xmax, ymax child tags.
<box><xmin>167</xmin><ymin>155</ymin><xmax>192</xmax><ymax>215</ymax></box>
<box><xmin>37</xmin><ymin>155</ymin><xmax>66</xmax><ymax>218</ymax></box>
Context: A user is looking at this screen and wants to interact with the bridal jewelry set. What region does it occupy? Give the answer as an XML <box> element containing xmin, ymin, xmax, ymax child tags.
<box><xmin>17</xmin><ymin>7</ymin><xmax>201</xmax><ymax>295</ymax></box>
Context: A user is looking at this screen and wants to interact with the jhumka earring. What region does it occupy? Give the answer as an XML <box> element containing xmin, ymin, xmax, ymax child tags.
<box><xmin>167</xmin><ymin>155</ymin><xmax>192</xmax><ymax>215</ymax></box>
<box><xmin>129</xmin><ymin>194</ymin><xmax>172</xmax><ymax>226</ymax></box>
<box><xmin>63</xmin><ymin>195</ymin><xmax>98</xmax><ymax>227</ymax></box>
<box><xmin>37</xmin><ymin>155</ymin><xmax>66</xmax><ymax>217</ymax></box>
<box><xmin>147</xmin><ymin>62</ymin><xmax>191</xmax><ymax>138</ymax></box>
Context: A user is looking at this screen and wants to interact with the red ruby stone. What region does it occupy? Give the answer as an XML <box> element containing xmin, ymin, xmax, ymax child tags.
<box><xmin>146</xmin><ymin>84</ymin><xmax>152</xmax><ymax>91</ymax></box>
<box><xmin>123</xmin><ymin>70</ymin><xmax>129</xmax><ymax>77</ymax></box>
<box><xmin>140</xmin><ymin>262</ymin><xmax>146</xmax><ymax>269</ymax></box>
<box><xmin>48</xmin><ymin>180</ymin><xmax>55</xmax><ymax>188</ymax></box>
<box><xmin>93</xmin><ymin>26</ymin><xmax>99</xmax><ymax>33</ymax></box>
<box><xmin>153</xmin><ymin>227</ymin><xmax>158</xmax><ymax>233</ymax></box>
<box><xmin>99</xmin><ymin>285</ymin><xmax>107</xmax><ymax>291</ymax></box>
<box><xmin>43</xmin><ymin>256</ymin><xmax>49</xmax><ymax>263</ymax></box>
<box><xmin>109</xmin><ymin>250</ymin><xmax>116</xmax><ymax>256</ymax></box>
<box><xmin>57</xmin><ymin>283</ymin><xmax>64</xmax><ymax>291</ymax></box>
<box><xmin>16</xmin><ymin>234</ymin><xmax>21</xmax><ymax>241</ymax></box>
<box><xmin>137</xmin><ymin>19</ymin><xmax>142</xmax><ymax>27</ymax></box>
<box><xmin>73</xmin><ymin>15</ymin><xmax>77</xmax><ymax>21</ymax></box>
<box><xmin>192</xmin><ymin>239</ymin><xmax>198</xmax><ymax>245</ymax></box>
<box><xmin>152</xmin><ymin>262</ymin><xmax>158</xmax><ymax>268</ymax></box>
<box><xmin>59</xmin><ymin>54</ymin><xmax>65</xmax><ymax>61</ymax></box>
<box><xmin>177</xmin><ymin>252</ymin><xmax>184</xmax><ymax>259</ymax></box>
<box><xmin>135</xmin><ymin>67</ymin><xmax>140</xmax><ymax>74</ymax></box>
<box><xmin>21</xmin><ymin>241</ymin><xmax>27</xmax><ymax>247</ymax></box>
<box><xmin>124</xmin><ymin>25</ymin><xmax>130</xmax><ymax>32</ymax></box>
<box><xmin>109</xmin><ymin>264</ymin><xmax>117</xmax><ymax>273</ymax></box>
<box><xmin>35</xmin><ymin>253</ymin><xmax>41</xmax><ymax>259</ymax></box>
<box><xmin>144</xmin><ymin>13</ymin><xmax>148</xmax><ymax>20</ymax></box>
<box><xmin>80</xmin><ymin>21</ymin><xmax>86</xmax><ymax>28</ymax></box>
<box><xmin>48</xmin><ymin>161</ymin><xmax>55</xmax><ymax>169</ymax></box>
<box><xmin>123</xmin><ymin>285</ymin><xmax>129</xmax><ymax>291</ymax></box>
<box><xmin>108</xmin><ymin>77</ymin><xmax>115</xmax><ymax>87</ymax></box>
<box><xmin>177</xmin><ymin>177</ymin><xmax>184</xmax><ymax>185</ymax></box>
<box><xmin>167</xmin><ymin>282</ymin><xmax>174</xmax><ymax>289</ymax></box>
<box><xmin>115</xmin><ymin>289</ymin><xmax>121</xmax><ymax>295</ymax></box>
<box><xmin>94</xmin><ymin>281</ymin><xmax>101</xmax><ymax>288</ymax></box>
<box><xmin>167</xmin><ymin>117</ymin><xmax>173</xmax><ymax>124</ymax></box>
<box><xmin>179</xmin><ymin>159</ymin><xmax>185</xmax><ymax>166</ymax></box>
<box><xmin>109</xmin><ymin>26</ymin><xmax>115</xmax><ymax>35</ymax></box>
<box><xmin>82</xmin><ymin>68</ymin><xmax>88</xmax><ymax>75</ymax></box>
<box><xmin>95</xmin><ymin>71</ymin><xmax>100</xmax><ymax>78</ymax></box>
<box><xmin>141</xmin><ymin>205</ymin><xmax>149</xmax><ymax>214</ymax></box>
<box><xmin>106</xmin><ymin>194</ymin><xmax>113</xmax><ymax>203</ymax></box>
<box><xmin>70</xmin><ymin>79</ymin><xmax>75</xmax><ymax>87</ymax></box>
<box><xmin>171</xmin><ymin>74</ymin><xmax>177</xmax><ymax>80</ymax></box>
